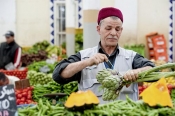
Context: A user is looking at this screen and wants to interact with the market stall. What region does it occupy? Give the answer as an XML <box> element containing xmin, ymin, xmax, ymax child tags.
<box><xmin>0</xmin><ymin>40</ymin><xmax>175</xmax><ymax>116</ymax></box>
<box><xmin>14</xmin><ymin>62</ymin><xmax>175</xmax><ymax>116</ymax></box>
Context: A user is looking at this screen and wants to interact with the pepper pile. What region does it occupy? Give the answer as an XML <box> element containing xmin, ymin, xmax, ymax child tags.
<box><xmin>15</xmin><ymin>86</ymin><xmax>36</xmax><ymax>105</ymax></box>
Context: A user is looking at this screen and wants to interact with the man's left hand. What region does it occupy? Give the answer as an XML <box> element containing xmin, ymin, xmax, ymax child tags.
<box><xmin>123</xmin><ymin>69</ymin><xmax>141</xmax><ymax>82</ymax></box>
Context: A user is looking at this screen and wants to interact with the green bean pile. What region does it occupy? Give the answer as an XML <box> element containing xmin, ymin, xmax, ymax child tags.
<box><xmin>18</xmin><ymin>97</ymin><xmax>175</xmax><ymax>116</ymax></box>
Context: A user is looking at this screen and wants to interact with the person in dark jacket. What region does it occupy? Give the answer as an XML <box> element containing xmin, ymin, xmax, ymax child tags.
<box><xmin>0</xmin><ymin>31</ymin><xmax>22</xmax><ymax>69</ymax></box>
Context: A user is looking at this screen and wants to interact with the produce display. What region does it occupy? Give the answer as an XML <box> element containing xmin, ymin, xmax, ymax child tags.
<box><xmin>46</xmin><ymin>45</ymin><xmax>64</xmax><ymax>57</ymax></box>
<box><xmin>75</xmin><ymin>33</ymin><xmax>83</xmax><ymax>53</ymax></box>
<box><xmin>21</xmin><ymin>40</ymin><xmax>67</xmax><ymax>66</ymax></box>
<box><xmin>124</xmin><ymin>44</ymin><xmax>145</xmax><ymax>57</ymax></box>
<box><xmin>18</xmin><ymin>97</ymin><xmax>175</xmax><ymax>116</ymax></box>
<box><xmin>21</xmin><ymin>51</ymin><xmax>48</xmax><ymax>66</ymax></box>
<box><xmin>27</xmin><ymin>71</ymin><xmax>53</xmax><ymax>86</ymax></box>
<box><xmin>96</xmin><ymin>63</ymin><xmax>175</xmax><ymax>101</ymax></box>
<box><xmin>141</xmin><ymin>76</ymin><xmax>175</xmax><ymax>94</ymax></box>
<box><xmin>22</xmin><ymin>40</ymin><xmax>50</xmax><ymax>54</ymax></box>
<box><xmin>32</xmin><ymin>81</ymin><xmax>78</xmax><ymax>103</ymax></box>
<box><xmin>62</xmin><ymin>81</ymin><xmax>78</xmax><ymax>94</ymax></box>
<box><xmin>27</xmin><ymin>61</ymin><xmax>58</xmax><ymax>73</ymax></box>
<box><xmin>140</xmin><ymin>78</ymin><xmax>173</xmax><ymax>107</ymax></box>
<box><xmin>171</xmin><ymin>89</ymin><xmax>175</xmax><ymax>101</ymax></box>
<box><xmin>15</xmin><ymin>86</ymin><xmax>35</xmax><ymax>105</ymax></box>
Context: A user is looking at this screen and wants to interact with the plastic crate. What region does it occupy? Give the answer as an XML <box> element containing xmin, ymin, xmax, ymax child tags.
<box><xmin>149</xmin><ymin>47</ymin><xmax>167</xmax><ymax>56</ymax></box>
<box><xmin>0</xmin><ymin>68</ymin><xmax>28</xmax><ymax>79</ymax></box>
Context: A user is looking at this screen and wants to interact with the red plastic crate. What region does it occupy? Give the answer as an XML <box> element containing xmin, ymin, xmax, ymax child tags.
<box><xmin>146</xmin><ymin>34</ymin><xmax>167</xmax><ymax>48</ymax></box>
<box><xmin>149</xmin><ymin>47</ymin><xmax>167</xmax><ymax>56</ymax></box>
<box><xmin>0</xmin><ymin>68</ymin><xmax>28</xmax><ymax>79</ymax></box>
<box><xmin>150</xmin><ymin>55</ymin><xmax>168</xmax><ymax>62</ymax></box>
<box><xmin>151</xmin><ymin>35</ymin><xmax>166</xmax><ymax>48</ymax></box>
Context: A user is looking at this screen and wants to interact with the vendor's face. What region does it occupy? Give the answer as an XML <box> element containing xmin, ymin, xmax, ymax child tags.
<box><xmin>0</xmin><ymin>78</ymin><xmax>9</xmax><ymax>86</ymax></box>
<box><xmin>97</xmin><ymin>17</ymin><xmax>123</xmax><ymax>47</ymax></box>
<box><xmin>6</xmin><ymin>36</ymin><xmax>14</xmax><ymax>44</ymax></box>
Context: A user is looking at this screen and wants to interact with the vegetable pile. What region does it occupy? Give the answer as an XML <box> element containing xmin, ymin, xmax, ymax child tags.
<box><xmin>27</xmin><ymin>61</ymin><xmax>58</xmax><ymax>74</ymax></box>
<box><xmin>21</xmin><ymin>51</ymin><xmax>48</xmax><ymax>66</ymax></box>
<box><xmin>171</xmin><ymin>89</ymin><xmax>175</xmax><ymax>101</ymax></box>
<box><xmin>18</xmin><ymin>97</ymin><xmax>175</xmax><ymax>116</ymax></box>
<box><xmin>75</xmin><ymin>33</ymin><xmax>83</xmax><ymax>53</ymax></box>
<box><xmin>27</xmin><ymin>71</ymin><xmax>53</xmax><ymax>86</ymax></box>
<box><xmin>32</xmin><ymin>81</ymin><xmax>78</xmax><ymax>103</ymax></box>
<box><xmin>62</xmin><ymin>81</ymin><xmax>78</xmax><ymax>94</ymax></box>
<box><xmin>124</xmin><ymin>44</ymin><xmax>145</xmax><ymax>57</ymax></box>
<box><xmin>22</xmin><ymin>40</ymin><xmax>50</xmax><ymax>54</ymax></box>
<box><xmin>96</xmin><ymin>63</ymin><xmax>175</xmax><ymax>101</ymax></box>
<box><xmin>21</xmin><ymin>40</ymin><xmax>67</xmax><ymax>66</ymax></box>
<box><xmin>15</xmin><ymin>86</ymin><xmax>35</xmax><ymax>105</ymax></box>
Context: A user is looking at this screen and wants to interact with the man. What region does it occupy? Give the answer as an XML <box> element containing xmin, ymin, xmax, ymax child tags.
<box><xmin>52</xmin><ymin>7</ymin><xmax>154</xmax><ymax>103</ymax></box>
<box><xmin>0</xmin><ymin>31</ymin><xmax>22</xmax><ymax>69</ymax></box>
<box><xmin>0</xmin><ymin>72</ymin><xmax>19</xmax><ymax>86</ymax></box>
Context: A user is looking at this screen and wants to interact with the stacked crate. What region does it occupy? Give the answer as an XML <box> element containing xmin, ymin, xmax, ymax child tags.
<box><xmin>146</xmin><ymin>32</ymin><xmax>168</xmax><ymax>62</ymax></box>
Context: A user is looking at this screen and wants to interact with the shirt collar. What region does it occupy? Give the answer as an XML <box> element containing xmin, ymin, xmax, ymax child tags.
<box><xmin>97</xmin><ymin>42</ymin><xmax>119</xmax><ymax>57</ymax></box>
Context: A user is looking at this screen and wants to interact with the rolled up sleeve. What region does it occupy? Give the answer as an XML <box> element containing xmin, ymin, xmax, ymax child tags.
<box><xmin>132</xmin><ymin>53</ymin><xmax>155</xmax><ymax>69</ymax></box>
<box><xmin>52</xmin><ymin>52</ymin><xmax>81</xmax><ymax>84</ymax></box>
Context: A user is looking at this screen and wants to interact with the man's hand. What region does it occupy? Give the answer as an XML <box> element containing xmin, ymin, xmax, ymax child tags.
<box><xmin>87</xmin><ymin>53</ymin><xmax>108</xmax><ymax>66</ymax></box>
<box><xmin>123</xmin><ymin>69</ymin><xmax>141</xmax><ymax>82</ymax></box>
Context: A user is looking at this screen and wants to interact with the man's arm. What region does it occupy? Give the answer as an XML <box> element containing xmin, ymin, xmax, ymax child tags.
<box><xmin>53</xmin><ymin>52</ymin><xmax>108</xmax><ymax>84</ymax></box>
<box><xmin>61</xmin><ymin>53</ymin><xmax>108</xmax><ymax>78</ymax></box>
<box><xmin>123</xmin><ymin>53</ymin><xmax>155</xmax><ymax>81</ymax></box>
<box><xmin>52</xmin><ymin>52</ymin><xmax>82</xmax><ymax>84</ymax></box>
<box><xmin>14</xmin><ymin>47</ymin><xmax>22</xmax><ymax>68</ymax></box>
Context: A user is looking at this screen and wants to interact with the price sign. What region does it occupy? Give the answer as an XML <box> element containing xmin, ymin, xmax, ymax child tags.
<box><xmin>0</xmin><ymin>85</ymin><xmax>17</xmax><ymax>116</ymax></box>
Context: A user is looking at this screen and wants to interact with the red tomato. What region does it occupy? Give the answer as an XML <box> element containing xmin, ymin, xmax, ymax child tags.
<box><xmin>23</xmin><ymin>89</ymin><xmax>28</xmax><ymax>92</ymax></box>
<box><xmin>28</xmin><ymin>91</ymin><xmax>32</xmax><ymax>95</ymax></box>
<box><xmin>15</xmin><ymin>91</ymin><xmax>20</xmax><ymax>95</ymax></box>
<box><xmin>27</xmin><ymin>87</ymin><xmax>31</xmax><ymax>90</ymax></box>
<box><xmin>167</xmin><ymin>84</ymin><xmax>173</xmax><ymax>90</ymax></box>
<box><xmin>19</xmin><ymin>102</ymin><xmax>24</xmax><ymax>105</ymax></box>
<box><xmin>22</xmin><ymin>92</ymin><xmax>27</xmax><ymax>97</ymax></box>
<box><xmin>21</xmin><ymin>97</ymin><xmax>26</xmax><ymax>102</ymax></box>
<box><xmin>17</xmin><ymin>94</ymin><xmax>22</xmax><ymax>99</ymax></box>
<box><xmin>16</xmin><ymin>99</ymin><xmax>21</xmax><ymax>105</ymax></box>
<box><xmin>27</xmin><ymin>100</ymin><xmax>32</xmax><ymax>104</ymax></box>
<box><xmin>27</xmin><ymin>94</ymin><xmax>32</xmax><ymax>100</ymax></box>
<box><xmin>138</xmin><ymin>86</ymin><xmax>144</xmax><ymax>91</ymax></box>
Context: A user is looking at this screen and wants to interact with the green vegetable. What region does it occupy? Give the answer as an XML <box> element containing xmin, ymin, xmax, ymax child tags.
<box><xmin>18</xmin><ymin>97</ymin><xmax>175</xmax><ymax>116</ymax></box>
<box><xmin>27</xmin><ymin>61</ymin><xmax>58</xmax><ymax>73</ymax></box>
<box><xmin>96</xmin><ymin>63</ymin><xmax>175</xmax><ymax>101</ymax></box>
<box><xmin>32</xmin><ymin>81</ymin><xmax>78</xmax><ymax>104</ymax></box>
<box><xmin>27</xmin><ymin>71</ymin><xmax>54</xmax><ymax>86</ymax></box>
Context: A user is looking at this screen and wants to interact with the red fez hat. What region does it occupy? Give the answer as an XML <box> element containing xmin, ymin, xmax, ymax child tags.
<box><xmin>97</xmin><ymin>7</ymin><xmax>123</xmax><ymax>24</ymax></box>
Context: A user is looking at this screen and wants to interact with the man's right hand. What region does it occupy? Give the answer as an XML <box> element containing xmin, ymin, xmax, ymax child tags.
<box><xmin>87</xmin><ymin>53</ymin><xmax>108</xmax><ymax>66</ymax></box>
